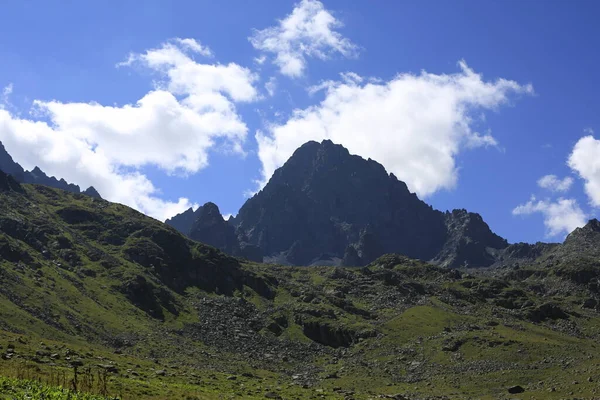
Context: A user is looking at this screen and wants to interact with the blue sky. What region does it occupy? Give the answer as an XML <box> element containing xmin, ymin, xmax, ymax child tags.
<box><xmin>1</xmin><ymin>0</ymin><xmax>600</xmax><ymax>244</ymax></box>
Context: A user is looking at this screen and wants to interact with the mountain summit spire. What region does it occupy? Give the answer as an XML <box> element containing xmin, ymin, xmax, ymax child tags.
<box><xmin>169</xmin><ymin>140</ymin><xmax>508</xmax><ymax>267</ymax></box>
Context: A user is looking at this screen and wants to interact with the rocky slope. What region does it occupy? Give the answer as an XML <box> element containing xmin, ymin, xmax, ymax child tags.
<box><xmin>169</xmin><ymin>140</ymin><xmax>508</xmax><ymax>268</ymax></box>
<box><xmin>0</xmin><ymin>141</ymin><xmax>101</xmax><ymax>198</ymax></box>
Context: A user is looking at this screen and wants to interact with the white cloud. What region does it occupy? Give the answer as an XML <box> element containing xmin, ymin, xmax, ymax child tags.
<box><xmin>1</xmin><ymin>83</ymin><xmax>13</xmax><ymax>108</ymax></box>
<box><xmin>254</xmin><ymin>55</ymin><xmax>267</xmax><ymax>65</ymax></box>
<box><xmin>0</xmin><ymin>38</ymin><xmax>258</xmax><ymax>221</ymax></box>
<box><xmin>249</xmin><ymin>0</ymin><xmax>358</xmax><ymax>77</ymax></box>
<box><xmin>173</xmin><ymin>38</ymin><xmax>213</xmax><ymax>57</ymax></box>
<box><xmin>265</xmin><ymin>77</ymin><xmax>277</xmax><ymax>97</ymax></box>
<box><xmin>568</xmin><ymin>135</ymin><xmax>600</xmax><ymax>207</ymax></box>
<box><xmin>2</xmin><ymin>83</ymin><xmax>13</xmax><ymax>98</ymax></box>
<box><xmin>512</xmin><ymin>196</ymin><xmax>587</xmax><ymax>237</ymax></box>
<box><xmin>537</xmin><ymin>174</ymin><xmax>574</xmax><ymax>193</ymax></box>
<box><xmin>255</xmin><ymin>61</ymin><xmax>533</xmax><ymax>197</ymax></box>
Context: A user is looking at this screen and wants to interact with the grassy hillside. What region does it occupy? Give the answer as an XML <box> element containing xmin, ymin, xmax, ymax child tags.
<box><xmin>1</xmin><ymin>183</ymin><xmax>600</xmax><ymax>398</ymax></box>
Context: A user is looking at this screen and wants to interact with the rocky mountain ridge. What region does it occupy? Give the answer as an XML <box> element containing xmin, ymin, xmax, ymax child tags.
<box><xmin>0</xmin><ymin>141</ymin><xmax>101</xmax><ymax>198</ymax></box>
<box><xmin>168</xmin><ymin>140</ymin><xmax>511</xmax><ymax>268</ymax></box>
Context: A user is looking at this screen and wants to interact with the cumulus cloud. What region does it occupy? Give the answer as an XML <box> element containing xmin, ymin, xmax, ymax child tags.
<box><xmin>568</xmin><ymin>135</ymin><xmax>600</xmax><ymax>207</ymax></box>
<box><xmin>512</xmin><ymin>196</ymin><xmax>587</xmax><ymax>237</ymax></box>
<box><xmin>537</xmin><ymin>174</ymin><xmax>574</xmax><ymax>193</ymax></box>
<box><xmin>0</xmin><ymin>38</ymin><xmax>259</xmax><ymax>221</ymax></box>
<box><xmin>249</xmin><ymin>0</ymin><xmax>358</xmax><ymax>77</ymax></box>
<box><xmin>255</xmin><ymin>61</ymin><xmax>533</xmax><ymax>197</ymax></box>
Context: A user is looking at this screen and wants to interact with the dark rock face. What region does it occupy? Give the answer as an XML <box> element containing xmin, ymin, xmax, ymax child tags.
<box><xmin>341</xmin><ymin>245</ymin><xmax>361</xmax><ymax>267</ymax></box>
<box><xmin>168</xmin><ymin>140</ymin><xmax>509</xmax><ymax>267</ymax></box>
<box><xmin>298</xmin><ymin>320</ymin><xmax>357</xmax><ymax>348</ymax></box>
<box><xmin>237</xmin><ymin>242</ymin><xmax>263</xmax><ymax>263</ymax></box>
<box><xmin>82</xmin><ymin>186</ymin><xmax>102</xmax><ymax>199</ymax></box>
<box><xmin>166</xmin><ymin>203</ymin><xmax>263</xmax><ymax>262</ymax></box>
<box><xmin>527</xmin><ymin>302</ymin><xmax>569</xmax><ymax>322</ymax></box>
<box><xmin>493</xmin><ymin>219</ymin><xmax>600</xmax><ymax>270</ymax></box>
<box><xmin>234</xmin><ymin>140</ymin><xmax>507</xmax><ymax>267</ymax></box>
<box><xmin>562</xmin><ymin>218</ymin><xmax>600</xmax><ymax>255</ymax></box>
<box><xmin>24</xmin><ymin>166</ymin><xmax>81</xmax><ymax>193</ymax></box>
<box><xmin>491</xmin><ymin>242</ymin><xmax>558</xmax><ymax>268</ymax></box>
<box><xmin>0</xmin><ymin>140</ymin><xmax>101</xmax><ymax>198</ymax></box>
<box><xmin>0</xmin><ymin>142</ymin><xmax>26</xmax><ymax>181</ymax></box>
<box><xmin>119</xmin><ymin>274</ymin><xmax>170</xmax><ymax>320</ymax></box>
<box><xmin>0</xmin><ymin>170</ymin><xmax>24</xmax><ymax>193</ymax></box>
<box><xmin>235</xmin><ymin>140</ymin><xmax>447</xmax><ymax>265</ymax></box>
<box><xmin>189</xmin><ymin>202</ymin><xmax>240</xmax><ymax>254</ymax></box>
<box><xmin>433</xmin><ymin>209</ymin><xmax>508</xmax><ymax>268</ymax></box>
<box><xmin>165</xmin><ymin>207</ymin><xmax>195</xmax><ymax>236</ymax></box>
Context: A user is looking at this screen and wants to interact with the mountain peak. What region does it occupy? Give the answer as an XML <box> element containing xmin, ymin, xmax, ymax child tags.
<box><xmin>185</xmin><ymin>201</ymin><xmax>262</xmax><ymax>262</ymax></box>
<box><xmin>0</xmin><ymin>142</ymin><xmax>25</xmax><ymax>180</ymax></box>
<box><xmin>168</xmin><ymin>140</ymin><xmax>508</xmax><ymax>267</ymax></box>
<box><xmin>564</xmin><ymin>218</ymin><xmax>600</xmax><ymax>247</ymax></box>
<box><xmin>199</xmin><ymin>202</ymin><xmax>221</xmax><ymax>215</ymax></box>
<box><xmin>584</xmin><ymin>218</ymin><xmax>600</xmax><ymax>231</ymax></box>
<box><xmin>83</xmin><ymin>186</ymin><xmax>102</xmax><ymax>199</ymax></box>
<box><xmin>165</xmin><ymin>207</ymin><xmax>196</xmax><ymax>234</ymax></box>
<box><xmin>233</xmin><ymin>140</ymin><xmax>506</xmax><ymax>267</ymax></box>
<box><xmin>30</xmin><ymin>166</ymin><xmax>45</xmax><ymax>175</ymax></box>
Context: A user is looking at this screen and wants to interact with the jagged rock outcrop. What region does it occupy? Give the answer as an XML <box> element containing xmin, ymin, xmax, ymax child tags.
<box><xmin>491</xmin><ymin>242</ymin><xmax>558</xmax><ymax>268</ymax></box>
<box><xmin>538</xmin><ymin>218</ymin><xmax>600</xmax><ymax>268</ymax></box>
<box><xmin>24</xmin><ymin>166</ymin><xmax>81</xmax><ymax>193</ymax></box>
<box><xmin>169</xmin><ymin>140</ymin><xmax>509</xmax><ymax>267</ymax></box>
<box><xmin>165</xmin><ymin>207</ymin><xmax>196</xmax><ymax>236</ymax></box>
<box><xmin>0</xmin><ymin>140</ymin><xmax>101</xmax><ymax>198</ymax></box>
<box><xmin>234</xmin><ymin>140</ymin><xmax>509</xmax><ymax>267</ymax></box>
<box><xmin>0</xmin><ymin>142</ymin><xmax>26</xmax><ymax>181</ymax></box>
<box><xmin>489</xmin><ymin>219</ymin><xmax>600</xmax><ymax>270</ymax></box>
<box><xmin>189</xmin><ymin>202</ymin><xmax>240</xmax><ymax>254</ymax></box>
<box><xmin>82</xmin><ymin>186</ymin><xmax>102</xmax><ymax>199</ymax></box>
<box><xmin>432</xmin><ymin>209</ymin><xmax>508</xmax><ymax>268</ymax></box>
<box><xmin>234</xmin><ymin>140</ymin><xmax>450</xmax><ymax>266</ymax></box>
<box><xmin>562</xmin><ymin>218</ymin><xmax>600</xmax><ymax>255</ymax></box>
<box><xmin>166</xmin><ymin>203</ymin><xmax>262</xmax><ymax>262</ymax></box>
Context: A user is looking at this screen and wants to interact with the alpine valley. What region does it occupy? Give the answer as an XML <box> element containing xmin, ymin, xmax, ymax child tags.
<box><xmin>1</xmin><ymin>140</ymin><xmax>600</xmax><ymax>399</ymax></box>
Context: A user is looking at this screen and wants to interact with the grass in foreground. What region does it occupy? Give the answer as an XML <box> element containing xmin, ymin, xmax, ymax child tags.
<box><xmin>0</xmin><ymin>376</ymin><xmax>115</xmax><ymax>400</ymax></box>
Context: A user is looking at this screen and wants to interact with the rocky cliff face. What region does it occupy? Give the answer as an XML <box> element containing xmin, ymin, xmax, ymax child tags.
<box><xmin>0</xmin><ymin>142</ymin><xmax>26</xmax><ymax>181</ymax></box>
<box><xmin>165</xmin><ymin>207</ymin><xmax>196</xmax><ymax>236</ymax></box>
<box><xmin>563</xmin><ymin>218</ymin><xmax>600</xmax><ymax>253</ymax></box>
<box><xmin>235</xmin><ymin>140</ymin><xmax>446</xmax><ymax>265</ymax></box>
<box><xmin>490</xmin><ymin>242</ymin><xmax>558</xmax><ymax>268</ymax></box>
<box><xmin>169</xmin><ymin>140</ymin><xmax>510</xmax><ymax>267</ymax></box>
<box><xmin>166</xmin><ymin>203</ymin><xmax>262</xmax><ymax>262</ymax></box>
<box><xmin>432</xmin><ymin>209</ymin><xmax>508</xmax><ymax>268</ymax></box>
<box><xmin>0</xmin><ymin>169</ymin><xmax>24</xmax><ymax>193</ymax></box>
<box><xmin>0</xmin><ymin>141</ymin><xmax>101</xmax><ymax>198</ymax></box>
<box><xmin>189</xmin><ymin>202</ymin><xmax>240</xmax><ymax>254</ymax></box>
